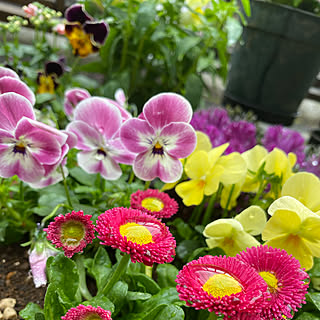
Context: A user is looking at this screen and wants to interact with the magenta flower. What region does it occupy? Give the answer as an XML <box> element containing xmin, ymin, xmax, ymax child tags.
<box><xmin>0</xmin><ymin>66</ymin><xmax>35</xmax><ymax>105</ymax></box>
<box><xmin>64</xmin><ymin>88</ymin><xmax>91</xmax><ymax>119</ymax></box>
<box><xmin>176</xmin><ymin>255</ymin><xmax>270</xmax><ymax>317</ymax></box>
<box><xmin>237</xmin><ymin>245</ymin><xmax>309</xmax><ymax>320</ymax></box>
<box><xmin>45</xmin><ymin>211</ymin><xmax>95</xmax><ymax>258</ymax></box>
<box><xmin>96</xmin><ymin>207</ymin><xmax>176</xmax><ymax>266</ymax></box>
<box><xmin>62</xmin><ymin>304</ymin><xmax>112</xmax><ymax>320</ymax></box>
<box><xmin>67</xmin><ymin>97</ymin><xmax>135</xmax><ymax>180</ymax></box>
<box><xmin>130</xmin><ymin>189</ymin><xmax>179</xmax><ymax>219</ymax></box>
<box><xmin>262</xmin><ymin>125</ymin><xmax>305</xmax><ymax>165</ymax></box>
<box><xmin>120</xmin><ymin>93</ymin><xmax>197</xmax><ymax>183</ymax></box>
<box><xmin>0</xmin><ymin>93</ymin><xmax>68</xmax><ymax>183</ymax></box>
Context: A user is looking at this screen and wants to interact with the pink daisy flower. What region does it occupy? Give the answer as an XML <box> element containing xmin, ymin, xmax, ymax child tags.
<box><xmin>237</xmin><ymin>245</ymin><xmax>309</xmax><ymax>320</ymax></box>
<box><xmin>130</xmin><ymin>189</ymin><xmax>179</xmax><ymax>219</ymax></box>
<box><xmin>96</xmin><ymin>207</ymin><xmax>176</xmax><ymax>266</ymax></box>
<box><xmin>176</xmin><ymin>255</ymin><xmax>270</xmax><ymax>318</ymax></box>
<box><xmin>61</xmin><ymin>304</ymin><xmax>112</xmax><ymax>320</ymax></box>
<box><xmin>45</xmin><ymin>211</ymin><xmax>95</xmax><ymax>258</ymax></box>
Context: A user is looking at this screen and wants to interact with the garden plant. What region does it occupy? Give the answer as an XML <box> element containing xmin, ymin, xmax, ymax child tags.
<box><xmin>0</xmin><ymin>1</ymin><xmax>320</xmax><ymax>320</ymax></box>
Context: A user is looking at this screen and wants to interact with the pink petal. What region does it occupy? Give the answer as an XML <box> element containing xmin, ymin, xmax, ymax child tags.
<box><xmin>120</xmin><ymin>118</ymin><xmax>155</xmax><ymax>153</ymax></box>
<box><xmin>104</xmin><ymin>97</ymin><xmax>131</xmax><ymax>121</ymax></box>
<box><xmin>0</xmin><ymin>77</ymin><xmax>35</xmax><ymax>105</ymax></box>
<box><xmin>15</xmin><ymin>118</ymin><xmax>62</xmax><ymax>165</ymax></box>
<box><xmin>133</xmin><ymin>149</ymin><xmax>183</xmax><ymax>183</ymax></box>
<box><xmin>74</xmin><ymin>97</ymin><xmax>122</xmax><ymax>139</ymax></box>
<box><xmin>77</xmin><ymin>150</ymin><xmax>122</xmax><ymax>180</ymax></box>
<box><xmin>42</xmin><ymin>144</ymin><xmax>69</xmax><ymax>176</ymax></box>
<box><xmin>0</xmin><ymin>67</ymin><xmax>19</xmax><ymax>79</ymax></box>
<box><xmin>67</xmin><ymin>121</ymin><xmax>102</xmax><ymax>150</ymax></box>
<box><xmin>64</xmin><ymin>87</ymin><xmax>91</xmax><ymax>119</ymax></box>
<box><xmin>29</xmin><ymin>166</ymin><xmax>67</xmax><ymax>189</ymax></box>
<box><xmin>0</xmin><ymin>145</ymin><xmax>45</xmax><ymax>183</ymax></box>
<box><xmin>0</xmin><ymin>93</ymin><xmax>35</xmax><ymax>133</ymax></box>
<box><xmin>62</xmin><ymin>130</ymin><xmax>78</xmax><ymax>149</ymax></box>
<box><xmin>108</xmin><ymin>138</ymin><xmax>136</xmax><ymax>165</ymax></box>
<box><xmin>115</xmin><ymin>88</ymin><xmax>126</xmax><ymax>106</ymax></box>
<box><xmin>160</xmin><ymin>122</ymin><xmax>197</xmax><ymax>158</ymax></box>
<box><xmin>143</xmin><ymin>93</ymin><xmax>193</xmax><ymax>130</ymax></box>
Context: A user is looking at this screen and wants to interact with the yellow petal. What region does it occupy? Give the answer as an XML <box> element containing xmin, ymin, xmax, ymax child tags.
<box><xmin>206</xmin><ymin>237</ymin><xmax>224</xmax><ymax>249</ymax></box>
<box><xmin>262</xmin><ymin>209</ymin><xmax>301</xmax><ymax>240</ymax></box>
<box><xmin>235</xmin><ymin>205</ymin><xmax>267</xmax><ymax>235</ymax></box>
<box><xmin>232</xmin><ymin>231</ymin><xmax>260</xmax><ymax>254</ymax></box>
<box><xmin>203</xmin><ymin>219</ymin><xmax>243</xmax><ymax>238</ymax></box>
<box><xmin>218</xmin><ymin>153</ymin><xmax>247</xmax><ymax>185</ymax></box>
<box><xmin>265</xmin><ymin>235</ymin><xmax>314</xmax><ymax>270</ymax></box>
<box><xmin>208</xmin><ymin>143</ymin><xmax>229</xmax><ymax>168</ymax></box>
<box><xmin>175</xmin><ymin>179</ymin><xmax>205</xmax><ymax>206</ymax></box>
<box><xmin>161</xmin><ymin>181</ymin><xmax>179</xmax><ymax>191</ymax></box>
<box><xmin>299</xmin><ymin>217</ymin><xmax>320</xmax><ymax>257</ymax></box>
<box><xmin>281</xmin><ymin>172</ymin><xmax>320</xmax><ymax>213</ymax></box>
<box><xmin>193</xmin><ymin>131</ymin><xmax>212</xmax><ymax>153</ymax></box>
<box><xmin>264</xmin><ymin>148</ymin><xmax>288</xmax><ymax>177</ymax></box>
<box><xmin>204</xmin><ymin>165</ymin><xmax>224</xmax><ymax>196</ymax></box>
<box><xmin>241</xmin><ymin>145</ymin><xmax>268</xmax><ymax>172</ymax></box>
<box><xmin>185</xmin><ymin>150</ymin><xmax>209</xmax><ymax>180</ymax></box>
<box><xmin>268</xmin><ymin>196</ymin><xmax>318</xmax><ymax>221</ymax></box>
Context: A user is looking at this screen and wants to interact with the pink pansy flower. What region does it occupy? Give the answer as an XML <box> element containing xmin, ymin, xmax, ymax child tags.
<box><xmin>0</xmin><ymin>93</ymin><xmax>68</xmax><ymax>183</ymax></box>
<box><xmin>67</xmin><ymin>97</ymin><xmax>136</xmax><ymax>180</ymax></box>
<box><xmin>64</xmin><ymin>88</ymin><xmax>91</xmax><ymax>120</ymax></box>
<box><xmin>0</xmin><ymin>66</ymin><xmax>35</xmax><ymax>105</ymax></box>
<box><xmin>120</xmin><ymin>93</ymin><xmax>197</xmax><ymax>183</ymax></box>
<box><xmin>62</xmin><ymin>305</ymin><xmax>112</xmax><ymax>320</ymax></box>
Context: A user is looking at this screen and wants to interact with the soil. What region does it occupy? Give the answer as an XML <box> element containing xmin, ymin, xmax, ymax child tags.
<box><xmin>0</xmin><ymin>244</ymin><xmax>46</xmax><ymax>319</ymax></box>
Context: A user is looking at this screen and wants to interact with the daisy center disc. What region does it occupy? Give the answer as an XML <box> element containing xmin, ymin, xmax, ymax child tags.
<box><xmin>120</xmin><ymin>222</ymin><xmax>153</xmax><ymax>245</ymax></box>
<box><xmin>141</xmin><ymin>197</ymin><xmax>164</xmax><ymax>212</ymax></box>
<box><xmin>202</xmin><ymin>273</ymin><xmax>242</xmax><ymax>298</ymax></box>
<box><xmin>61</xmin><ymin>221</ymin><xmax>85</xmax><ymax>247</ymax></box>
<box><xmin>259</xmin><ymin>271</ymin><xmax>278</xmax><ymax>293</ymax></box>
<box><xmin>84</xmin><ymin>314</ymin><xmax>102</xmax><ymax>320</ymax></box>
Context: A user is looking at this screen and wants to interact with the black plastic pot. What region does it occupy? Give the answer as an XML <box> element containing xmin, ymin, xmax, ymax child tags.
<box><xmin>224</xmin><ymin>1</ymin><xmax>320</xmax><ymax>125</ymax></box>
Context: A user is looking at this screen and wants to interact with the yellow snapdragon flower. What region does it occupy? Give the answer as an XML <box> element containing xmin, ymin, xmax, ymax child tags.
<box><xmin>203</xmin><ymin>206</ymin><xmax>266</xmax><ymax>256</ymax></box>
<box><xmin>262</xmin><ymin>196</ymin><xmax>320</xmax><ymax>270</ymax></box>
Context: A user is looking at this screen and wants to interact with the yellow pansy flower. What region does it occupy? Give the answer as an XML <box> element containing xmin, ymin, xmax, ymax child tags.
<box><xmin>262</xmin><ymin>196</ymin><xmax>320</xmax><ymax>270</ymax></box>
<box><xmin>281</xmin><ymin>172</ymin><xmax>320</xmax><ymax>215</ymax></box>
<box><xmin>203</xmin><ymin>206</ymin><xmax>266</xmax><ymax>256</ymax></box>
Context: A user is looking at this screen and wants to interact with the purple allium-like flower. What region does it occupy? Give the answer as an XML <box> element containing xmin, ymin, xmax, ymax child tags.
<box><xmin>64</xmin><ymin>4</ymin><xmax>109</xmax><ymax>57</ymax></box>
<box><xmin>67</xmin><ymin>97</ymin><xmax>135</xmax><ymax>180</ymax></box>
<box><xmin>120</xmin><ymin>93</ymin><xmax>197</xmax><ymax>183</ymax></box>
<box><xmin>262</xmin><ymin>126</ymin><xmax>305</xmax><ymax>165</ymax></box>
<box><xmin>300</xmin><ymin>153</ymin><xmax>320</xmax><ymax>178</ymax></box>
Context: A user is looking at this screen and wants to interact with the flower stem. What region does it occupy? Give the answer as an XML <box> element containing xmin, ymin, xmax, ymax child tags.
<box><xmin>19</xmin><ymin>180</ymin><xmax>24</xmax><ymax>202</ymax></box>
<box><xmin>74</xmin><ymin>254</ymin><xmax>93</xmax><ymax>301</ymax></box>
<box><xmin>144</xmin><ymin>180</ymin><xmax>151</xmax><ymax>190</ymax></box>
<box><xmin>145</xmin><ymin>265</ymin><xmax>153</xmax><ymax>278</ymax></box>
<box><xmin>60</xmin><ymin>165</ymin><xmax>73</xmax><ymax>208</ymax></box>
<box><xmin>102</xmin><ymin>254</ymin><xmax>130</xmax><ymax>295</ymax></box>
<box><xmin>202</xmin><ymin>192</ymin><xmax>217</xmax><ymax>226</ymax></box>
<box><xmin>222</xmin><ymin>184</ymin><xmax>235</xmax><ymax>218</ymax></box>
<box><xmin>128</xmin><ymin>169</ymin><xmax>135</xmax><ymax>184</ymax></box>
<box><xmin>40</xmin><ymin>203</ymin><xmax>71</xmax><ymax>227</ymax></box>
<box><xmin>190</xmin><ymin>197</ymin><xmax>206</xmax><ymax>225</ymax></box>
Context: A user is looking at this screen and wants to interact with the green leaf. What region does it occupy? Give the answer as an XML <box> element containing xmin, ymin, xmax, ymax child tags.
<box><xmin>83</xmin><ymin>294</ymin><xmax>115</xmax><ymax>313</ymax></box>
<box><xmin>126</xmin><ymin>291</ymin><xmax>152</xmax><ymax>301</ymax></box>
<box><xmin>240</xmin><ymin>0</ymin><xmax>251</xmax><ymax>17</ymax></box>
<box><xmin>36</xmin><ymin>93</ymin><xmax>55</xmax><ymax>105</ymax></box>
<box><xmin>44</xmin><ymin>284</ymin><xmax>66</xmax><ymax>319</ymax></box>
<box><xmin>19</xmin><ymin>303</ymin><xmax>43</xmax><ymax>320</ymax></box>
<box><xmin>0</xmin><ymin>220</ymin><xmax>8</xmax><ymax>242</ymax></box>
<box><xmin>156</xmin><ymin>264</ymin><xmax>179</xmax><ymax>288</ymax></box>
<box><xmin>176</xmin><ymin>240</ymin><xmax>203</xmax><ymax>261</ymax></box>
<box><xmin>35</xmin><ymin>313</ymin><xmax>45</xmax><ymax>320</ymax></box>
<box><xmin>69</xmin><ymin>167</ymin><xmax>97</xmax><ymax>186</ymax></box>
<box><xmin>296</xmin><ymin>313</ymin><xmax>320</xmax><ymax>320</ymax></box>
<box><xmin>130</xmin><ymin>273</ymin><xmax>161</xmax><ymax>294</ymax></box>
<box><xmin>135</xmin><ymin>2</ymin><xmax>157</xmax><ymax>36</ymax></box>
<box><xmin>184</xmin><ymin>73</ymin><xmax>203</xmax><ymax>110</ymax></box>
<box><xmin>107</xmin><ymin>281</ymin><xmax>128</xmax><ymax>316</ymax></box>
<box><xmin>34</xmin><ymin>193</ymin><xmax>67</xmax><ymax>216</ymax></box>
<box><xmin>92</xmin><ymin>247</ymin><xmax>112</xmax><ymax>292</ymax></box>
<box><xmin>176</xmin><ymin>37</ymin><xmax>201</xmax><ymax>61</ymax></box>
<box><xmin>309</xmin><ymin>258</ymin><xmax>320</xmax><ymax>291</ymax></box>
<box><xmin>153</xmin><ymin>305</ymin><xmax>184</xmax><ymax>320</ymax></box>
<box><xmin>308</xmin><ymin>293</ymin><xmax>320</xmax><ymax>312</ymax></box>
<box><xmin>172</xmin><ymin>218</ymin><xmax>194</xmax><ymax>240</ymax></box>
<box><xmin>47</xmin><ymin>253</ymin><xmax>79</xmax><ymax>302</ymax></box>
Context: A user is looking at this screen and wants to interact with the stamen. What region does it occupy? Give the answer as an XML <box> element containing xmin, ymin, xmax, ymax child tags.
<box><xmin>152</xmin><ymin>141</ymin><xmax>164</xmax><ymax>155</ymax></box>
<box><xmin>13</xmin><ymin>142</ymin><xmax>26</xmax><ymax>154</ymax></box>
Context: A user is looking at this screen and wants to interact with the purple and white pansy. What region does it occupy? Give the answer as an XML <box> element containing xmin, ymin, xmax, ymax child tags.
<box><xmin>120</xmin><ymin>93</ymin><xmax>197</xmax><ymax>183</ymax></box>
<box><xmin>66</xmin><ymin>97</ymin><xmax>136</xmax><ymax>180</ymax></box>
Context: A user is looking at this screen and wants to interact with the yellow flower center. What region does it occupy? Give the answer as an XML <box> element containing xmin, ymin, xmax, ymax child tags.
<box><xmin>202</xmin><ymin>273</ymin><xmax>242</xmax><ymax>297</ymax></box>
<box><xmin>85</xmin><ymin>314</ymin><xmax>102</xmax><ymax>320</ymax></box>
<box><xmin>61</xmin><ymin>221</ymin><xmax>85</xmax><ymax>247</ymax></box>
<box><xmin>153</xmin><ymin>141</ymin><xmax>164</xmax><ymax>155</ymax></box>
<box><xmin>66</xmin><ymin>25</ymin><xmax>95</xmax><ymax>57</ymax></box>
<box><xmin>38</xmin><ymin>74</ymin><xmax>55</xmax><ymax>94</ymax></box>
<box><xmin>259</xmin><ymin>271</ymin><xmax>278</xmax><ymax>293</ymax></box>
<box><xmin>141</xmin><ymin>197</ymin><xmax>164</xmax><ymax>212</ymax></box>
<box><xmin>119</xmin><ymin>222</ymin><xmax>153</xmax><ymax>245</ymax></box>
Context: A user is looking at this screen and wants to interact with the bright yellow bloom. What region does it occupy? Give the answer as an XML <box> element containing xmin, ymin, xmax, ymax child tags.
<box><xmin>262</xmin><ymin>196</ymin><xmax>320</xmax><ymax>270</ymax></box>
<box><xmin>281</xmin><ymin>172</ymin><xmax>320</xmax><ymax>215</ymax></box>
<box><xmin>176</xmin><ymin>144</ymin><xmax>246</xmax><ymax>206</ymax></box>
<box><xmin>180</xmin><ymin>0</ymin><xmax>210</xmax><ymax>26</ymax></box>
<box><xmin>203</xmin><ymin>206</ymin><xmax>266</xmax><ymax>256</ymax></box>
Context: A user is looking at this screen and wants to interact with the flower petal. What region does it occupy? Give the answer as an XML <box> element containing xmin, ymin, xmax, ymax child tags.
<box><xmin>208</xmin><ymin>143</ymin><xmax>229</xmax><ymax>168</ymax></box>
<box><xmin>120</xmin><ymin>118</ymin><xmax>155</xmax><ymax>153</ymax></box>
<box><xmin>175</xmin><ymin>179</ymin><xmax>205</xmax><ymax>206</ymax></box>
<box><xmin>160</xmin><ymin>122</ymin><xmax>196</xmax><ymax>159</ymax></box>
<box><xmin>74</xmin><ymin>97</ymin><xmax>122</xmax><ymax>139</ymax></box>
<box><xmin>204</xmin><ymin>219</ymin><xmax>243</xmax><ymax>238</ymax></box>
<box><xmin>65</xmin><ymin>4</ymin><xmax>92</xmax><ymax>23</ymax></box>
<box><xmin>67</xmin><ymin>121</ymin><xmax>102</xmax><ymax>150</ymax></box>
<box><xmin>185</xmin><ymin>150</ymin><xmax>209</xmax><ymax>180</ymax></box>
<box><xmin>108</xmin><ymin>138</ymin><xmax>136</xmax><ymax>165</ymax></box>
<box><xmin>83</xmin><ymin>21</ymin><xmax>109</xmax><ymax>46</ymax></box>
<box><xmin>78</xmin><ymin>150</ymin><xmax>122</xmax><ymax>180</ymax></box>
<box><xmin>235</xmin><ymin>206</ymin><xmax>267</xmax><ymax>235</ymax></box>
<box><xmin>143</xmin><ymin>93</ymin><xmax>193</xmax><ymax>130</ymax></box>
<box><xmin>0</xmin><ymin>66</ymin><xmax>19</xmax><ymax>79</ymax></box>
<box><xmin>104</xmin><ymin>98</ymin><xmax>131</xmax><ymax>121</ymax></box>
<box><xmin>133</xmin><ymin>149</ymin><xmax>183</xmax><ymax>183</ymax></box>
<box><xmin>281</xmin><ymin>172</ymin><xmax>320</xmax><ymax>213</ymax></box>
<box><xmin>241</xmin><ymin>145</ymin><xmax>268</xmax><ymax>172</ymax></box>
<box><xmin>0</xmin><ymin>93</ymin><xmax>35</xmax><ymax>132</ymax></box>
<box><xmin>193</xmin><ymin>131</ymin><xmax>212</xmax><ymax>153</ymax></box>
<box><xmin>0</xmin><ymin>77</ymin><xmax>35</xmax><ymax>105</ymax></box>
